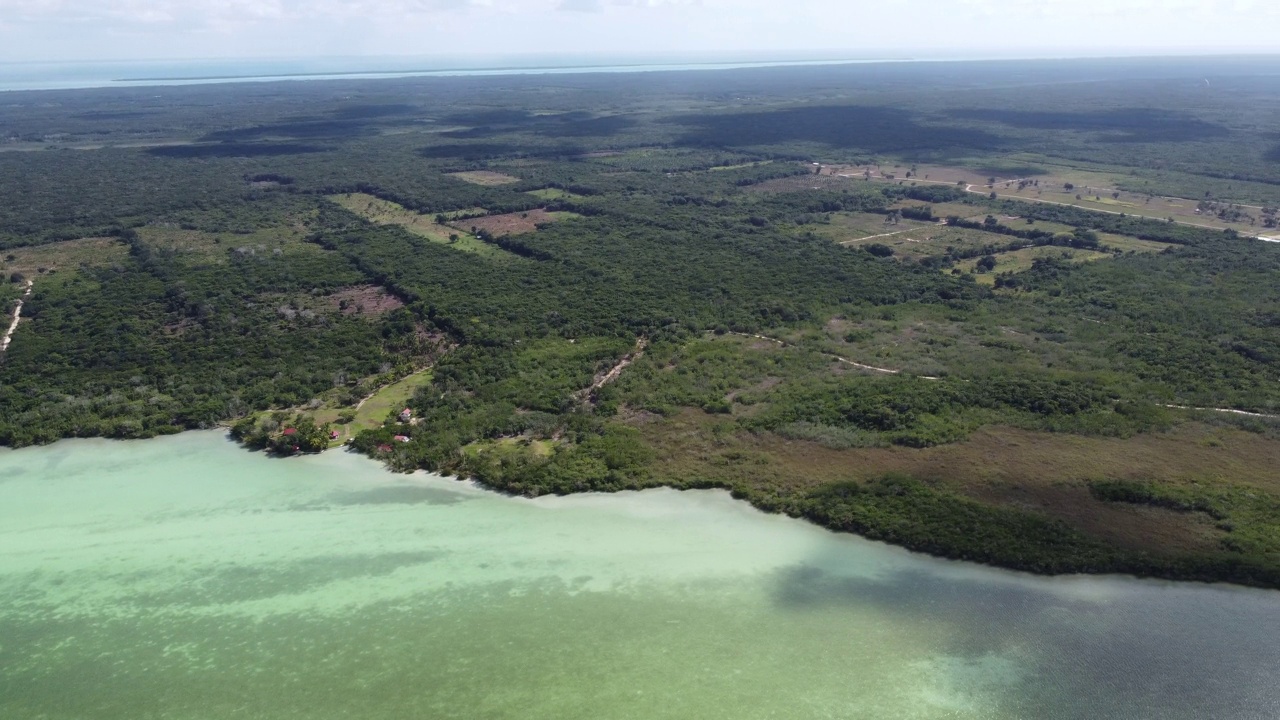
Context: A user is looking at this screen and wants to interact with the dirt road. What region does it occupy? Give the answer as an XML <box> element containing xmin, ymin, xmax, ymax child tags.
<box><xmin>1</xmin><ymin>280</ymin><xmax>33</xmax><ymax>353</ymax></box>
<box><xmin>574</xmin><ymin>338</ymin><xmax>648</xmax><ymax>405</ymax></box>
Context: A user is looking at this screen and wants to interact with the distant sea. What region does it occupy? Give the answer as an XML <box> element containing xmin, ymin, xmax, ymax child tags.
<box><xmin>0</xmin><ymin>55</ymin><xmax>909</xmax><ymax>92</ymax></box>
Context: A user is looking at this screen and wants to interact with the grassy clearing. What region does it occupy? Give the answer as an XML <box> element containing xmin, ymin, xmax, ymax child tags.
<box><xmin>448</xmin><ymin>170</ymin><xmax>521</xmax><ymax>186</ymax></box>
<box><xmin>241</xmin><ymin>369</ymin><xmax>436</xmax><ymax>447</ymax></box>
<box><xmin>450</xmin><ymin>208</ymin><xmax>581</xmax><ymax>237</ymax></box>
<box><xmin>955</xmin><ymin>246</ymin><xmax>1112</xmax><ymax>284</ymax></box>
<box><xmin>1</xmin><ymin>238</ymin><xmax>129</xmax><ymax>278</ymax></box>
<box><xmin>440</xmin><ymin>207</ymin><xmax>488</xmax><ymax>219</ymax></box>
<box><xmin>525</xmin><ymin>188</ymin><xmax>584</xmax><ymax>201</ymax></box>
<box><xmin>136</xmin><ymin>224</ymin><xmax>321</xmax><ymax>264</ymax></box>
<box><xmin>1097</xmin><ymin>233</ymin><xmax>1172</xmax><ymax>253</ymax></box>
<box><xmin>329</xmin><ymin>193</ymin><xmax>514</xmax><ymax>259</ymax></box>
<box><xmin>545</xmin><ymin>211</ymin><xmax>582</xmax><ymax>221</ymax></box>
<box><xmin>809</xmin><ymin>211</ymin><xmax>938</xmax><ymax>241</ymax></box>
<box><xmin>349</xmin><ymin>370</ymin><xmax>436</xmax><ymax>434</ymax></box>
<box><xmin>834</xmin><ymin>223</ymin><xmax>1035</xmax><ymax>262</ymax></box>
<box><xmin>464</xmin><ymin>437</ymin><xmax>556</xmax><ymax>459</ymax></box>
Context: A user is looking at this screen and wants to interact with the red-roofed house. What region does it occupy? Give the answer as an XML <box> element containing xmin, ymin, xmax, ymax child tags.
<box><xmin>283</xmin><ymin>428</ymin><xmax>298</xmax><ymax>437</ymax></box>
<box><xmin>399</xmin><ymin>407</ymin><xmax>413</xmax><ymax>422</ymax></box>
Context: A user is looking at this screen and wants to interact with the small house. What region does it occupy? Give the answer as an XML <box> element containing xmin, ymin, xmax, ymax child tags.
<box><xmin>394</xmin><ymin>434</ymin><xmax>410</xmax><ymax>443</ymax></box>
<box><xmin>282</xmin><ymin>428</ymin><xmax>298</xmax><ymax>437</ymax></box>
<box><xmin>377</xmin><ymin>444</ymin><xmax>393</xmax><ymax>453</ymax></box>
<box><xmin>399</xmin><ymin>407</ymin><xmax>413</xmax><ymax>422</ymax></box>
<box><xmin>329</xmin><ymin>430</ymin><xmax>340</xmax><ymax>440</ymax></box>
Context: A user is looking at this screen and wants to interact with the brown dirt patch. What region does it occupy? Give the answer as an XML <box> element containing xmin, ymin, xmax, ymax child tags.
<box><xmin>447</xmin><ymin>170</ymin><xmax>521</xmax><ymax>186</ymax></box>
<box><xmin>449</xmin><ymin>209</ymin><xmax>565</xmax><ymax>238</ymax></box>
<box><xmin>327</xmin><ymin>285</ymin><xmax>405</xmax><ymax>317</ymax></box>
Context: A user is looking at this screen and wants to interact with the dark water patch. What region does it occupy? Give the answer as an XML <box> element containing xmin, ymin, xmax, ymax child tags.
<box><xmin>147</xmin><ymin>143</ymin><xmax>329</xmax><ymax>158</ymax></box>
<box><xmin>1264</xmin><ymin>144</ymin><xmax>1280</xmax><ymax>163</ymax></box>
<box><xmin>119</xmin><ymin>551</ymin><xmax>443</xmax><ymax>607</ymax></box>
<box><xmin>0</xmin><ymin>464</ymin><xmax>25</xmax><ymax>482</ymax></box>
<box><xmin>769</xmin><ymin>560</ymin><xmax>1280</xmax><ymax>719</ymax></box>
<box><xmin>327</xmin><ymin>484</ymin><xmax>471</xmax><ymax>506</ymax></box>
<box><xmin>771</xmin><ymin>563</ymin><xmax>1071</xmax><ymax>645</ymax></box>
<box><xmin>948</xmin><ymin>108</ymin><xmax>1230</xmax><ymax>143</ymax></box>
<box><xmin>668</xmin><ymin>105</ymin><xmax>1002</xmax><ymax>156</ymax></box>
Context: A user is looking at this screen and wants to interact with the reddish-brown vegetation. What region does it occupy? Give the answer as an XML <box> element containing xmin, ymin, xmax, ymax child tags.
<box><xmin>326</xmin><ymin>285</ymin><xmax>405</xmax><ymax>316</ymax></box>
<box><xmin>450</xmin><ymin>209</ymin><xmax>565</xmax><ymax>237</ymax></box>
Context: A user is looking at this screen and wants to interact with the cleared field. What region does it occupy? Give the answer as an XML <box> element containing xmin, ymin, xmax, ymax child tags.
<box><xmin>0</xmin><ymin>237</ymin><xmax>128</xmax><ymax>277</ymax></box>
<box><xmin>955</xmin><ymin>246</ymin><xmax>1112</xmax><ymax>284</ymax></box>
<box><xmin>525</xmin><ymin>188</ymin><xmax>584</xmax><ymax>200</ymax></box>
<box><xmin>448</xmin><ymin>170</ymin><xmax>521</xmax><ymax>186</ymax></box>
<box><xmin>808</xmin><ymin>211</ymin><xmax>940</xmax><ymax>241</ymax></box>
<box><xmin>834</xmin><ymin>223</ymin><xmax>1036</xmax><ymax>262</ymax></box>
<box><xmin>299</xmin><ymin>369</ymin><xmax>436</xmax><ymax>445</ymax></box>
<box><xmin>1097</xmin><ymin>233</ymin><xmax>1172</xmax><ymax>253</ymax></box>
<box><xmin>350</xmin><ymin>370</ymin><xmax>435</xmax><ymax>433</ymax></box>
<box><xmin>329</xmin><ymin>193</ymin><xmax>513</xmax><ymax>259</ymax></box>
<box><xmin>257</xmin><ymin>284</ymin><xmax>404</xmax><ymax>323</ymax></box>
<box><xmin>450</xmin><ymin>208</ymin><xmax>580</xmax><ymax>237</ymax></box>
<box><xmin>136</xmin><ymin>224</ymin><xmax>320</xmax><ymax>264</ymax></box>
<box><xmin>326</xmin><ymin>285</ymin><xmax>405</xmax><ymax>317</ymax></box>
<box><xmin>744</xmin><ymin>173</ymin><xmax>858</xmax><ymax>193</ymax></box>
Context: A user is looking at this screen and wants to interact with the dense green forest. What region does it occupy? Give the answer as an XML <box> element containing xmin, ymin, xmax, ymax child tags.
<box><xmin>3</xmin><ymin>57</ymin><xmax>1280</xmax><ymax>586</ymax></box>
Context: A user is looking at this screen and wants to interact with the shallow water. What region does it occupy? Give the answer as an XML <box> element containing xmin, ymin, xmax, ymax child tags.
<box><xmin>1</xmin><ymin>432</ymin><xmax>1277</xmax><ymax>719</ymax></box>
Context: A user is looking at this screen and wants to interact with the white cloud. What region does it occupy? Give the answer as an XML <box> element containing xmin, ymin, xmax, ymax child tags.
<box><xmin>558</xmin><ymin>0</ymin><xmax>601</xmax><ymax>12</ymax></box>
<box><xmin>0</xmin><ymin>0</ymin><xmax>1276</xmax><ymax>61</ymax></box>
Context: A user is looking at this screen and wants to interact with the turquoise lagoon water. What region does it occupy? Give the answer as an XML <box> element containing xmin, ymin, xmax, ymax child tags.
<box><xmin>1</xmin><ymin>431</ymin><xmax>1277</xmax><ymax>719</ymax></box>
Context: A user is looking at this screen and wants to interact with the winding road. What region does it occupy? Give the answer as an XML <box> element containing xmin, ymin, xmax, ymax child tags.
<box><xmin>1</xmin><ymin>280</ymin><xmax>33</xmax><ymax>353</ymax></box>
<box><xmin>575</xmin><ymin>338</ymin><xmax>648</xmax><ymax>405</ymax></box>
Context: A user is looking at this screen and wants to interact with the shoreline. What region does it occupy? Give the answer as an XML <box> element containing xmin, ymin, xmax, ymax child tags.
<box><xmin>13</xmin><ymin>425</ymin><xmax>1270</xmax><ymax>592</ymax></box>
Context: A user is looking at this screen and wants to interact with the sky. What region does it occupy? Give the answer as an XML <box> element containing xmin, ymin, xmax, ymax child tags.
<box><xmin>0</xmin><ymin>0</ymin><xmax>1278</xmax><ymax>64</ymax></box>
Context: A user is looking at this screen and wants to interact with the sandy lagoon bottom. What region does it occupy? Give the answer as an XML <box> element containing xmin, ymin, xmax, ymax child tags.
<box><xmin>1</xmin><ymin>431</ymin><xmax>1277</xmax><ymax>719</ymax></box>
